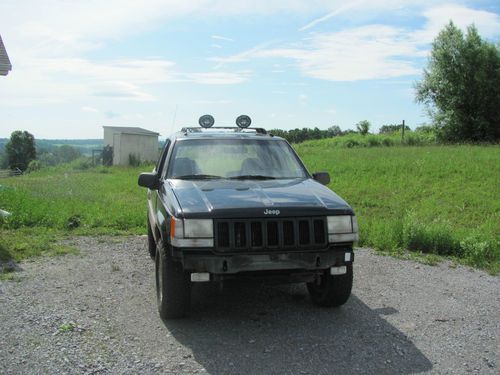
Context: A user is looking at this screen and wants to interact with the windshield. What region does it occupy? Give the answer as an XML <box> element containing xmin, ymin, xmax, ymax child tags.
<box><xmin>167</xmin><ymin>139</ymin><xmax>308</xmax><ymax>180</ymax></box>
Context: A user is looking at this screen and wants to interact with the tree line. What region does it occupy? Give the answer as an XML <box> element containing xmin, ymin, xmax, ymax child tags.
<box><xmin>269</xmin><ymin>121</ymin><xmax>414</xmax><ymax>144</ymax></box>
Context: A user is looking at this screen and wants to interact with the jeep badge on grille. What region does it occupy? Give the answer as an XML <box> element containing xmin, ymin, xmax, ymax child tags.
<box><xmin>264</xmin><ymin>209</ymin><xmax>280</xmax><ymax>215</ymax></box>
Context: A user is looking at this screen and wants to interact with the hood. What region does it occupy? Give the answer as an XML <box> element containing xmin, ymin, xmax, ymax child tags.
<box><xmin>168</xmin><ymin>178</ymin><xmax>353</xmax><ymax>218</ymax></box>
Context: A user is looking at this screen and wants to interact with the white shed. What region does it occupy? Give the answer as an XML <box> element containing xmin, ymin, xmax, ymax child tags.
<box><xmin>0</xmin><ymin>35</ymin><xmax>12</xmax><ymax>76</ymax></box>
<box><xmin>103</xmin><ymin>126</ymin><xmax>160</xmax><ymax>166</ymax></box>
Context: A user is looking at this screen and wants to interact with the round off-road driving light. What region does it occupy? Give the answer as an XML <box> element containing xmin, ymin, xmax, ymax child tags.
<box><xmin>199</xmin><ymin>114</ymin><xmax>215</xmax><ymax>128</ymax></box>
<box><xmin>236</xmin><ymin>115</ymin><xmax>252</xmax><ymax>128</ymax></box>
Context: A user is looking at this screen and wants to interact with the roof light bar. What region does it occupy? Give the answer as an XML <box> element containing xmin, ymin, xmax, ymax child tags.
<box><xmin>236</xmin><ymin>115</ymin><xmax>251</xmax><ymax>128</ymax></box>
<box><xmin>199</xmin><ymin>114</ymin><xmax>215</xmax><ymax>128</ymax></box>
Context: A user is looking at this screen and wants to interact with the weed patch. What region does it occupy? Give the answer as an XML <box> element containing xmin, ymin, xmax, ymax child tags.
<box><xmin>0</xmin><ymin>228</ymin><xmax>78</xmax><ymax>263</ymax></box>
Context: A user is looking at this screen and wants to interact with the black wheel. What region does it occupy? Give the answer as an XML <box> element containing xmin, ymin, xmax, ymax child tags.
<box><xmin>155</xmin><ymin>240</ymin><xmax>191</xmax><ymax>319</ymax></box>
<box><xmin>147</xmin><ymin>216</ymin><xmax>156</xmax><ymax>260</ymax></box>
<box><xmin>307</xmin><ymin>264</ymin><xmax>353</xmax><ymax>307</ymax></box>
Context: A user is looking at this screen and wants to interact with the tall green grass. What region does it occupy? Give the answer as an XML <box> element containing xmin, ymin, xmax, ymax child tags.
<box><xmin>296</xmin><ymin>131</ymin><xmax>437</xmax><ymax>149</ymax></box>
<box><xmin>0</xmin><ymin>165</ymin><xmax>149</xmax><ymax>233</ymax></box>
<box><xmin>0</xmin><ymin>164</ymin><xmax>151</xmax><ymax>263</ymax></box>
<box><xmin>294</xmin><ymin>144</ymin><xmax>499</xmax><ymax>273</ymax></box>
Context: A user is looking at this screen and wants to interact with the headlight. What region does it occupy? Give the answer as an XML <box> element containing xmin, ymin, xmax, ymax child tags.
<box><xmin>170</xmin><ymin>217</ymin><xmax>214</xmax><ymax>247</ymax></box>
<box><xmin>327</xmin><ymin>215</ymin><xmax>359</xmax><ymax>243</ymax></box>
<box><xmin>184</xmin><ymin>219</ymin><xmax>213</xmax><ymax>238</ymax></box>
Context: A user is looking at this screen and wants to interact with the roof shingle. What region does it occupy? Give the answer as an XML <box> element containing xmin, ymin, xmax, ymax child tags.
<box><xmin>0</xmin><ymin>35</ymin><xmax>12</xmax><ymax>76</ymax></box>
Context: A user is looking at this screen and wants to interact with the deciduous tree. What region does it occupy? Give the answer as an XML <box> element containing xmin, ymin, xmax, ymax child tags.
<box><xmin>5</xmin><ymin>131</ymin><xmax>36</xmax><ymax>171</ymax></box>
<box><xmin>415</xmin><ymin>22</ymin><xmax>500</xmax><ymax>142</ymax></box>
<box><xmin>356</xmin><ymin>120</ymin><xmax>371</xmax><ymax>135</ymax></box>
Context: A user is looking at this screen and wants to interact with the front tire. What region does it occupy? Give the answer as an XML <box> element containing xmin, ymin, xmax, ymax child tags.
<box><xmin>307</xmin><ymin>264</ymin><xmax>353</xmax><ymax>307</ymax></box>
<box><xmin>155</xmin><ymin>240</ymin><xmax>191</xmax><ymax>319</ymax></box>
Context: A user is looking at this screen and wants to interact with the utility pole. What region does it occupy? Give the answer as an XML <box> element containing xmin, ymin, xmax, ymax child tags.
<box><xmin>402</xmin><ymin>120</ymin><xmax>405</xmax><ymax>141</ymax></box>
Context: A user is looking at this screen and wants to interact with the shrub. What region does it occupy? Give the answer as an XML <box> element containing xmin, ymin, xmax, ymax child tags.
<box><xmin>360</xmin><ymin>219</ymin><xmax>403</xmax><ymax>253</ymax></box>
<box><xmin>405</xmin><ymin>134</ymin><xmax>423</xmax><ymax>146</ymax></box>
<box><xmin>27</xmin><ymin>160</ymin><xmax>41</xmax><ymax>172</ymax></box>
<box><xmin>460</xmin><ymin>235</ymin><xmax>499</xmax><ymax>268</ymax></box>
<box><xmin>342</xmin><ymin>139</ymin><xmax>360</xmax><ymax>148</ymax></box>
<box><xmin>402</xmin><ymin>211</ymin><xmax>461</xmax><ymax>256</ymax></box>
<box><xmin>129</xmin><ymin>154</ymin><xmax>141</xmax><ymax>167</ymax></box>
<box><xmin>68</xmin><ymin>157</ymin><xmax>93</xmax><ymax>170</ymax></box>
<box><xmin>366</xmin><ymin>136</ymin><xmax>381</xmax><ymax>147</ymax></box>
<box><xmin>67</xmin><ymin>215</ymin><xmax>81</xmax><ymax>229</ymax></box>
<box><xmin>382</xmin><ymin>138</ymin><xmax>395</xmax><ymax>147</ymax></box>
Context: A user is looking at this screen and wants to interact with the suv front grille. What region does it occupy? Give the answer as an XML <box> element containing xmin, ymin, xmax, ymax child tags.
<box><xmin>214</xmin><ymin>217</ymin><xmax>327</xmax><ymax>252</ymax></box>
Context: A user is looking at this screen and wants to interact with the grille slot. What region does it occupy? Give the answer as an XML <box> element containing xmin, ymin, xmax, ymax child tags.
<box><xmin>313</xmin><ymin>219</ymin><xmax>326</xmax><ymax>244</ymax></box>
<box><xmin>234</xmin><ymin>222</ymin><xmax>247</xmax><ymax>248</ymax></box>
<box><xmin>215</xmin><ymin>217</ymin><xmax>327</xmax><ymax>252</ymax></box>
<box><xmin>250</xmin><ymin>222</ymin><xmax>263</xmax><ymax>247</ymax></box>
<box><xmin>298</xmin><ymin>220</ymin><xmax>310</xmax><ymax>245</ymax></box>
<box><xmin>283</xmin><ymin>220</ymin><xmax>294</xmax><ymax>246</ymax></box>
<box><xmin>217</xmin><ymin>222</ymin><xmax>230</xmax><ymax>248</ymax></box>
<box><xmin>267</xmin><ymin>221</ymin><xmax>279</xmax><ymax>247</ymax></box>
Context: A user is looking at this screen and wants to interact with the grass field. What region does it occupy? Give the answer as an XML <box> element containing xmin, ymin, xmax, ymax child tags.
<box><xmin>295</xmin><ymin>143</ymin><xmax>499</xmax><ymax>272</ymax></box>
<box><xmin>0</xmin><ymin>165</ymin><xmax>148</xmax><ymax>263</ymax></box>
<box><xmin>1</xmin><ymin>144</ymin><xmax>499</xmax><ymax>273</ymax></box>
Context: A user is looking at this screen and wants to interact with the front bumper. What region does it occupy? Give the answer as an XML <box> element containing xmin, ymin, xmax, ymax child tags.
<box><xmin>176</xmin><ymin>247</ymin><xmax>354</xmax><ymax>275</ymax></box>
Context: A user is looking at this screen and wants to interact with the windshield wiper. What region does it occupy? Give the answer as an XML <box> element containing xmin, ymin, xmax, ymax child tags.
<box><xmin>174</xmin><ymin>174</ymin><xmax>223</xmax><ymax>180</ymax></box>
<box><xmin>229</xmin><ymin>175</ymin><xmax>276</xmax><ymax>180</ymax></box>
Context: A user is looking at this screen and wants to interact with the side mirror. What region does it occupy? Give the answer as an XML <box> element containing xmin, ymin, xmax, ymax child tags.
<box><xmin>312</xmin><ymin>172</ymin><xmax>330</xmax><ymax>185</ymax></box>
<box><xmin>138</xmin><ymin>173</ymin><xmax>160</xmax><ymax>190</ymax></box>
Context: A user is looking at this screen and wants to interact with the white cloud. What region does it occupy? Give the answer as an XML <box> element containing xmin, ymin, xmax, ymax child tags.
<box><xmin>185</xmin><ymin>71</ymin><xmax>250</xmax><ymax>85</ymax></box>
<box><xmin>414</xmin><ymin>4</ymin><xmax>500</xmax><ymax>43</ymax></box>
<box><xmin>299</xmin><ymin>0</ymin><xmax>365</xmax><ymax>31</ymax></box>
<box><xmin>210</xmin><ymin>4</ymin><xmax>500</xmax><ymax>82</ymax></box>
<box><xmin>1</xmin><ymin>55</ymin><xmax>248</xmax><ymax>106</ymax></box>
<box><xmin>0</xmin><ymin>0</ymin><xmax>336</xmax><ymax>56</ymax></box>
<box><xmin>221</xmin><ymin>25</ymin><xmax>421</xmax><ymax>81</ymax></box>
<box><xmin>0</xmin><ymin>0</ymin><xmax>299</xmax><ymax>107</ymax></box>
<box><xmin>1</xmin><ymin>0</ymin><xmax>499</xmax><ymax>110</ymax></box>
<box><xmin>32</xmin><ymin>58</ymin><xmax>178</xmax><ymax>84</ymax></box>
<box><xmin>104</xmin><ymin>111</ymin><xmax>120</xmax><ymax>119</ymax></box>
<box><xmin>0</xmin><ymin>58</ymin><xmax>178</xmax><ymax>105</ymax></box>
<box><xmin>80</xmin><ymin>106</ymin><xmax>146</xmax><ymax>121</ymax></box>
<box><xmin>81</xmin><ymin>106</ymin><xmax>99</xmax><ymax>113</ymax></box>
<box><xmin>91</xmin><ymin>81</ymin><xmax>155</xmax><ymax>101</ymax></box>
<box><xmin>211</xmin><ymin>35</ymin><xmax>234</xmax><ymax>42</ymax></box>
<box><xmin>296</xmin><ymin>25</ymin><xmax>421</xmax><ymax>81</ymax></box>
<box><xmin>209</xmin><ymin>41</ymin><xmax>277</xmax><ymax>67</ymax></box>
<box><xmin>194</xmin><ymin>99</ymin><xmax>233</xmax><ymax>104</ymax></box>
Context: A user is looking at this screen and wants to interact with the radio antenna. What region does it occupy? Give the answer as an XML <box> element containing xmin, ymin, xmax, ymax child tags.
<box><xmin>170</xmin><ymin>104</ymin><xmax>178</xmax><ymax>133</ymax></box>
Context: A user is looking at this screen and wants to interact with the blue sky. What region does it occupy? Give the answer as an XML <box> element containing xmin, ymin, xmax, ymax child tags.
<box><xmin>0</xmin><ymin>0</ymin><xmax>499</xmax><ymax>139</ymax></box>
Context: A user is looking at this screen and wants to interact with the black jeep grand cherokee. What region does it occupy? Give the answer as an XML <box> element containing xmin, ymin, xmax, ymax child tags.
<box><xmin>138</xmin><ymin>115</ymin><xmax>358</xmax><ymax>319</ymax></box>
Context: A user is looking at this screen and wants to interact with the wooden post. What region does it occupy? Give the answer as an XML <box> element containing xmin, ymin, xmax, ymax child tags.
<box><xmin>402</xmin><ymin>120</ymin><xmax>405</xmax><ymax>141</ymax></box>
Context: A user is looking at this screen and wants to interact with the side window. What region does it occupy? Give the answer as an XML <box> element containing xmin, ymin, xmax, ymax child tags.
<box><xmin>156</xmin><ymin>140</ymin><xmax>170</xmax><ymax>177</ymax></box>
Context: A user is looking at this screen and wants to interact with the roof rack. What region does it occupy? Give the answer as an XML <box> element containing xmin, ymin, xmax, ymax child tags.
<box><xmin>180</xmin><ymin>127</ymin><xmax>268</xmax><ymax>135</ymax></box>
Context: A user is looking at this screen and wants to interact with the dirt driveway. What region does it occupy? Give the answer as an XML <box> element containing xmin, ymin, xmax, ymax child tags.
<box><xmin>0</xmin><ymin>236</ymin><xmax>498</xmax><ymax>374</ymax></box>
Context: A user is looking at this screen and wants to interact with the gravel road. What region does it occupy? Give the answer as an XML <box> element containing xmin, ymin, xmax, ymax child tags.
<box><xmin>0</xmin><ymin>236</ymin><xmax>498</xmax><ymax>375</ymax></box>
